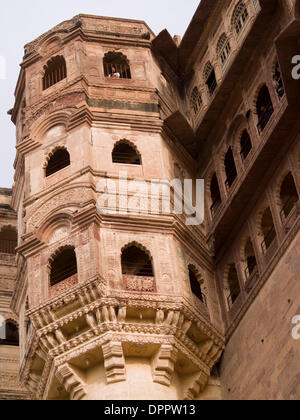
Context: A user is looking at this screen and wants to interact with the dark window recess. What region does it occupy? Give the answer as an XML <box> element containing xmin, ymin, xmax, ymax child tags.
<box><xmin>210</xmin><ymin>174</ymin><xmax>221</xmax><ymax>215</ymax></box>
<box><xmin>0</xmin><ymin>321</ymin><xmax>19</xmax><ymax>347</ymax></box>
<box><xmin>43</xmin><ymin>56</ymin><xmax>67</xmax><ymax>90</ymax></box>
<box><xmin>112</xmin><ymin>143</ymin><xmax>141</xmax><ymax>165</ymax></box>
<box><xmin>189</xmin><ymin>268</ymin><xmax>206</xmax><ymax>305</ymax></box>
<box><xmin>261</xmin><ymin>208</ymin><xmax>277</xmax><ymax>252</ymax></box>
<box><xmin>240</xmin><ymin>131</ymin><xmax>252</xmax><ymax>161</ymax></box>
<box><xmin>280</xmin><ymin>172</ymin><xmax>299</xmax><ymax>220</ymax></box>
<box><xmin>244</xmin><ymin>238</ymin><xmax>257</xmax><ymax>279</ymax></box>
<box><xmin>224</xmin><ymin>148</ymin><xmax>237</xmax><ymax>189</ymax></box>
<box><xmin>227</xmin><ymin>265</ymin><xmax>241</xmax><ymax>308</ymax></box>
<box><xmin>46</xmin><ymin>149</ymin><xmax>70</xmax><ymax>177</ymax></box>
<box><xmin>103</xmin><ymin>52</ymin><xmax>131</xmax><ymax>79</ymax></box>
<box><xmin>50</xmin><ymin>248</ymin><xmax>78</xmax><ymax>287</ymax></box>
<box><xmin>122</xmin><ymin>246</ymin><xmax>153</xmax><ymax>277</ymax></box>
<box><xmin>206</xmin><ymin>69</ymin><xmax>217</xmax><ymax>96</ymax></box>
<box><xmin>0</xmin><ymin>226</ymin><xmax>17</xmax><ymax>254</ymax></box>
<box><xmin>256</xmin><ymin>85</ymin><xmax>274</xmax><ymax>133</ymax></box>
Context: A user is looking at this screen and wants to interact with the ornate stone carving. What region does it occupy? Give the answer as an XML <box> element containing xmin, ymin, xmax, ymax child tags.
<box><xmin>56</xmin><ymin>363</ymin><xmax>86</xmax><ymax>401</ymax></box>
<box><xmin>26</xmin><ymin>187</ymin><xmax>93</xmax><ymax>231</ymax></box>
<box><xmin>123</xmin><ymin>275</ymin><xmax>156</xmax><ymax>292</ymax></box>
<box><xmin>102</xmin><ymin>341</ymin><xmax>126</xmax><ymax>384</ymax></box>
<box><xmin>152</xmin><ymin>344</ymin><xmax>178</xmax><ymax>387</ymax></box>
<box><xmin>184</xmin><ymin>371</ymin><xmax>209</xmax><ymax>400</ymax></box>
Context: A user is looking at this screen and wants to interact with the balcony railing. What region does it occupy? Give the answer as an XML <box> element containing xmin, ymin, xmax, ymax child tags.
<box><xmin>245</xmin><ymin>266</ymin><xmax>259</xmax><ymax>294</ymax></box>
<box><xmin>261</xmin><ymin>226</ymin><xmax>277</xmax><ymax>254</ymax></box>
<box><xmin>49</xmin><ymin>274</ymin><xmax>78</xmax><ymax>298</ymax></box>
<box><xmin>123</xmin><ymin>275</ymin><xmax>156</xmax><ymax>293</ymax></box>
<box><xmin>240</xmin><ymin>144</ymin><xmax>252</xmax><ymax>161</ymax></box>
<box><xmin>0</xmin><ymin>239</ymin><xmax>16</xmax><ymax>255</ymax></box>
<box><xmin>227</xmin><ymin>288</ymin><xmax>241</xmax><ymax>309</ymax></box>
<box><xmin>0</xmin><ymin>252</ymin><xmax>16</xmax><ymax>262</ymax></box>
<box><xmin>280</xmin><ymin>197</ymin><xmax>299</xmax><ymax>223</ymax></box>
<box><xmin>208</xmin><ymin>79</ymin><xmax>218</xmax><ymax>97</ymax></box>
<box><xmin>257</xmin><ymin>104</ymin><xmax>274</xmax><ymax>134</ymax></box>
<box><xmin>104</xmin><ymin>63</ymin><xmax>131</xmax><ymax>79</ymax></box>
<box><xmin>225</xmin><ymin>169</ymin><xmax>238</xmax><ymax>192</ymax></box>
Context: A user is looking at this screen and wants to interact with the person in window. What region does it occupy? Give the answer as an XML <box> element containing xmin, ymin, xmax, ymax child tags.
<box><xmin>109</xmin><ymin>67</ymin><xmax>120</xmax><ymax>79</ymax></box>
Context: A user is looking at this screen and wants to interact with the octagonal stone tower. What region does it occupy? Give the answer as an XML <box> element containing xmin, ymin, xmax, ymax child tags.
<box><xmin>10</xmin><ymin>15</ymin><xmax>224</xmax><ymax>400</ymax></box>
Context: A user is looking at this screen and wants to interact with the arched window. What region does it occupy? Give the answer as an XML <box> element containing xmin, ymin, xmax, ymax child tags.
<box><xmin>256</xmin><ymin>85</ymin><xmax>274</xmax><ymax>133</ymax></box>
<box><xmin>121</xmin><ymin>245</ymin><xmax>154</xmax><ymax>277</ymax></box>
<box><xmin>226</xmin><ymin>264</ymin><xmax>241</xmax><ymax>308</ymax></box>
<box><xmin>232</xmin><ymin>2</ymin><xmax>249</xmax><ymax>35</ymax></box>
<box><xmin>280</xmin><ymin>172</ymin><xmax>299</xmax><ymax>220</ymax></box>
<box><xmin>261</xmin><ymin>208</ymin><xmax>277</xmax><ymax>253</ymax></box>
<box><xmin>244</xmin><ymin>238</ymin><xmax>257</xmax><ymax>279</ymax></box>
<box><xmin>50</xmin><ymin>247</ymin><xmax>78</xmax><ymax>287</ymax></box>
<box><xmin>189</xmin><ymin>266</ymin><xmax>207</xmax><ymax>305</ymax></box>
<box><xmin>273</xmin><ymin>62</ymin><xmax>285</xmax><ymax>99</ymax></box>
<box><xmin>190</xmin><ymin>87</ymin><xmax>203</xmax><ymax>115</ymax></box>
<box><xmin>210</xmin><ymin>173</ymin><xmax>221</xmax><ymax>215</ymax></box>
<box><xmin>43</xmin><ymin>56</ymin><xmax>67</xmax><ymax>90</ymax></box>
<box><xmin>217</xmin><ymin>33</ymin><xmax>231</xmax><ymax>65</ymax></box>
<box><xmin>112</xmin><ymin>141</ymin><xmax>141</xmax><ymax>165</ymax></box>
<box><xmin>103</xmin><ymin>52</ymin><xmax>131</xmax><ymax>79</ymax></box>
<box><xmin>46</xmin><ymin>148</ymin><xmax>70</xmax><ymax>177</ymax></box>
<box><xmin>240</xmin><ymin>130</ymin><xmax>252</xmax><ymax>161</ymax></box>
<box><xmin>224</xmin><ymin>147</ymin><xmax>238</xmax><ymax>190</ymax></box>
<box><xmin>204</xmin><ymin>62</ymin><xmax>217</xmax><ymax>96</ymax></box>
<box><xmin>0</xmin><ymin>226</ymin><xmax>17</xmax><ymax>254</ymax></box>
<box><xmin>0</xmin><ymin>320</ymin><xmax>19</xmax><ymax>346</ymax></box>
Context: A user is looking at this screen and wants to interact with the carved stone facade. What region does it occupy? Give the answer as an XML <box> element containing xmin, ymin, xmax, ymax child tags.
<box><xmin>0</xmin><ymin>190</ymin><xmax>29</xmax><ymax>399</ymax></box>
<box><xmin>4</xmin><ymin>0</ymin><xmax>300</xmax><ymax>400</ymax></box>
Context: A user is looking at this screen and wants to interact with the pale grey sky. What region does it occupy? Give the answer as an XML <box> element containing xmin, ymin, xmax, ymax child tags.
<box><xmin>0</xmin><ymin>0</ymin><xmax>199</xmax><ymax>188</ymax></box>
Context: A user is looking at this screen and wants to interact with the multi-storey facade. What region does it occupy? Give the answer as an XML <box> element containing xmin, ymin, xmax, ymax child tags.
<box><xmin>3</xmin><ymin>0</ymin><xmax>300</xmax><ymax>400</ymax></box>
<box><xmin>0</xmin><ymin>189</ymin><xmax>28</xmax><ymax>399</ymax></box>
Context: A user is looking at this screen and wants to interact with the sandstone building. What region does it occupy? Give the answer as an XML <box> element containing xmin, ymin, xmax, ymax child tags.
<box><xmin>1</xmin><ymin>0</ymin><xmax>299</xmax><ymax>400</ymax></box>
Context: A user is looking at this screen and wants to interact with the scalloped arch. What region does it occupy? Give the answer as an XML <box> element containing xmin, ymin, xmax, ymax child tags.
<box><xmin>30</xmin><ymin>110</ymin><xmax>72</xmax><ymax>140</ymax></box>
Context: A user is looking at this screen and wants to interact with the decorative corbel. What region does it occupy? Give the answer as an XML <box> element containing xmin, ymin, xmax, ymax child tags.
<box><xmin>102</xmin><ymin>341</ymin><xmax>126</xmax><ymax>384</ymax></box>
<box><xmin>56</xmin><ymin>363</ymin><xmax>87</xmax><ymax>401</ymax></box>
<box><xmin>152</xmin><ymin>344</ymin><xmax>178</xmax><ymax>387</ymax></box>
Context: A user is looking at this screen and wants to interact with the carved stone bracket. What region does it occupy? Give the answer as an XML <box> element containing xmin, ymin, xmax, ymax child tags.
<box><xmin>56</xmin><ymin>363</ymin><xmax>86</xmax><ymax>401</ymax></box>
<box><xmin>102</xmin><ymin>341</ymin><xmax>126</xmax><ymax>384</ymax></box>
<box><xmin>184</xmin><ymin>371</ymin><xmax>209</xmax><ymax>401</ymax></box>
<box><xmin>152</xmin><ymin>344</ymin><xmax>178</xmax><ymax>387</ymax></box>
